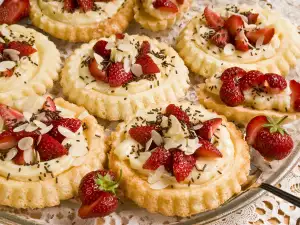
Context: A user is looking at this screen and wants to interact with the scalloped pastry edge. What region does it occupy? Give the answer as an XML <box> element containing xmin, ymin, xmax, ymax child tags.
<box><xmin>60</xmin><ymin>35</ymin><xmax>190</xmax><ymax>121</ymax></box>
<box><xmin>197</xmin><ymin>84</ymin><xmax>300</xmax><ymax>125</ymax></box>
<box><xmin>29</xmin><ymin>0</ymin><xmax>134</xmax><ymax>43</ymax></box>
<box><xmin>108</xmin><ymin>111</ymin><xmax>250</xmax><ymax>217</ymax></box>
<box><xmin>0</xmin><ymin>24</ymin><xmax>61</xmax><ymax>106</ymax></box>
<box><xmin>176</xmin><ymin>13</ymin><xmax>300</xmax><ymax>78</ymax></box>
<box><xmin>134</xmin><ymin>0</ymin><xmax>192</xmax><ymax>32</ymax></box>
<box><xmin>0</xmin><ymin>98</ymin><xmax>107</xmax><ymax>209</ymax></box>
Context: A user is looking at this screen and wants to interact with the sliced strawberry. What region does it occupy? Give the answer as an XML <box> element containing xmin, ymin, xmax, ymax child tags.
<box><xmin>239</xmin><ymin>70</ymin><xmax>265</xmax><ymax>91</ymax></box>
<box><xmin>165</xmin><ymin>104</ymin><xmax>190</xmax><ymax>125</ymax></box>
<box><xmin>115</xmin><ymin>33</ymin><xmax>125</xmax><ymax>39</ymax></box>
<box><xmin>14</xmin><ymin>130</ymin><xmax>40</xmax><ymax>142</ymax></box>
<box><xmin>139</xmin><ymin>41</ymin><xmax>151</xmax><ymax>56</ymax></box>
<box><xmin>108</xmin><ymin>62</ymin><xmax>133</xmax><ymax>87</ymax></box>
<box><xmin>210</xmin><ymin>28</ymin><xmax>229</xmax><ymax>48</ymax></box>
<box><xmin>172</xmin><ymin>150</ymin><xmax>196</xmax><ymax>182</ymax></box>
<box><xmin>203</xmin><ymin>6</ymin><xmax>224</xmax><ymax>30</ymax></box>
<box><xmin>49</xmin><ymin>118</ymin><xmax>82</xmax><ymax>143</ymax></box>
<box><xmin>290</xmin><ymin>80</ymin><xmax>300</xmax><ymax>112</ymax></box>
<box><xmin>88</xmin><ymin>58</ymin><xmax>108</xmax><ymax>83</ymax></box>
<box><xmin>196</xmin><ymin>118</ymin><xmax>222</xmax><ymax>140</ymax></box>
<box><xmin>143</xmin><ymin>147</ymin><xmax>171</xmax><ymax>170</ymax></box>
<box><xmin>78</xmin><ymin>192</ymin><xmax>118</xmax><ymax>219</ymax></box>
<box><xmin>220</xmin><ymin>78</ymin><xmax>245</xmax><ymax>107</ymax></box>
<box><xmin>0</xmin><ymin>104</ymin><xmax>23</xmax><ymax>129</ymax></box>
<box><xmin>135</xmin><ymin>55</ymin><xmax>160</xmax><ymax>75</ymax></box>
<box><xmin>225</xmin><ymin>15</ymin><xmax>244</xmax><ymax>37</ymax></box>
<box><xmin>64</xmin><ymin>0</ymin><xmax>77</xmax><ymax>12</ymax></box>
<box><xmin>246</xmin><ymin>13</ymin><xmax>259</xmax><ymax>24</ymax></box>
<box><xmin>0</xmin><ymin>0</ymin><xmax>29</xmax><ymax>24</ymax></box>
<box><xmin>195</xmin><ymin>138</ymin><xmax>223</xmax><ymax>158</ymax></box>
<box><xmin>220</xmin><ymin>67</ymin><xmax>246</xmax><ymax>82</ymax></box>
<box><xmin>153</xmin><ymin>0</ymin><xmax>178</xmax><ymax>13</ymax></box>
<box><xmin>36</xmin><ymin>134</ymin><xmax>68</xmax><ymax>161</ymax></box>
<box><xmin>0</xmin><ymin>43</ymin><xmax>5</xmax><ymax>53</ymax></box>
<box><xmin>12</xmin><ymin>149</ymin><xmax>25</xmax><ymax>165</ymax></box>
<box><xmin>77</xmin><ymin>0</ymin><xmax>93</xmax><ymax>12</ymax></box>
<box><xmin>129</xmin><ymin>125</ymin><xmax>158</xmax><ymax>145</ymax></box>
<box><xmin>235</xmin><ymin>31</ymin><xmax>249</xmax><ymax>52</ymax></box>
<box><xmin>1</xmin><ymin>69</ymin><xmax>14</xmax><ymax>77</ymax></box>
<box><xmin>176</xmin><ymin>0</ymin><xmax>184</xmax><ymax>4</ymax></box>
<box><xmin>93</xmin><ymin>40</ymin><xmax>111</xmax><ymax>59</ymax></box>
<box><xmin>0</xmin><ymin>130</ymin><xmax>17</xmax><ymax>150</ymax></box>
<box><xmin>264</xmin><ymin>73</ymin><xmax>287</xmax><ymax>94</ymax></box>
<box><xmin>7</xmin><ymin>41</ymin><xmax>37</xmax><ymax>57</ymax></box>
<box><xmin>246</xmin><ymin>28</ymin><xmax>275</xmax><ymax>45</ymax></box>
<box><xmin>42</xmin><ymin>96</ymin><xmax>56</xmax><ymax>112</ymax></box>
<box><xmin>245</xmin><ymin>115</ymin><xmax>268</xmax><ymax>145</ymax></box>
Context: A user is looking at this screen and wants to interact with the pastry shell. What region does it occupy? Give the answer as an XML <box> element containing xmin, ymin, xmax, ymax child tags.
<box><xmin>0</xmin><ymin>98</ymin><xmax>107</xmax><ymax>209</ymax></box>
<box><xmin>29</xmin><ymin>0</ymin><xmax>134</xmax><ymax>42</ymax></box>
<box><xmin>197</xmin><ymin>83</ymin><xmax>300</xmax><ymax>125</ymax></box>
<box><xmin>108</xmin><ymin>107</ymin><xmax>250</xmax><ymax>217</ymax></box>
<box><xmin>0</xmin><ymin>25</ymin><xmax>61</xmax><ymax>107</ymax></box>
<box><xmin>134</xmin><ymin>0</ymin><xmax>192</xmax><ymax>31</ymax></box>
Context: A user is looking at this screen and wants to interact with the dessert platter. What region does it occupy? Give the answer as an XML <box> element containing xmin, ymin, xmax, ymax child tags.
<box><xmin>0</xmin><ymin>0</ymin><xmax>299</xmax><ymax>224</ymax></box>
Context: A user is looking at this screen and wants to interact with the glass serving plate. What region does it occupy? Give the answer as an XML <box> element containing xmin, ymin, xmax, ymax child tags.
<box><xmin>0</xmin><ymin>0</ymin><xmax>300</xmax><ymax>224</ymax></box>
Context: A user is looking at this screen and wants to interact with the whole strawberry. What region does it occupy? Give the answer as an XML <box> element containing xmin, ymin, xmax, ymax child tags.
<box><xmin>78</xmin><ymin>170</ymin><xmax>121</xmax><ymax>219</ymax></box>
<box><xmin>165</xmin><ymin>104</ymin><xmax>190</xmax><ymax>125</ymax></box>
<box><xmin>246</xmin><ymin>116</ymin><xmax>294</xmax><ymax>160</ymax></box>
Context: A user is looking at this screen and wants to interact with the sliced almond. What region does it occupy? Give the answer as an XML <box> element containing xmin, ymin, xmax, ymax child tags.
<box><xmin>1</xmin><ymin>26</ymin><xmax>9</xmax><ymax>37</ymax></box>
<box><xmin>13</xmin><ymin>123</ymin><xmax>28</xmax><ymax>132</ymax></box>
<box><xmin>150</xmin><ymin>179</ymin><xmax>170</xmax><ymax>190</ymax></box>
<box><xmin>131</xmin><ymin>64</ymin><xmax>143</xmax><ymax>77</ymax></box>
<box><xmin>5</xmin><ymin>148</ymin><xmax>18</xmax><ymax>161</ymax></box>
<box><xmin>145</xmin><ymin>138</ymin><xmax>153</xmax><ymax>152</ymax></box>
<box><xmin>25</xmin><ymin>123</ymin><xmax>38</xmax><ymax>132</ymax></box>
<box><xmin>123</xmin><ymin>57</ymin><xmax>131</xmax><ymax>73</ymax></box>
<box><xmin>18</xmin><ymin>137</ymin><xmax>34</xmax><ymax>151</ymax></box>
<box><xmin>118</xmin><ymin>43</ymin><xmax>132</xmax><ymax>52</ymax></box>
<box><xmin>94</xmin><ymin>53</ymin><xmax>103</xmax><ymax>65</ymax></box>
<box><xmin>193</xmin><ymin>124</ymin><xmax>203</xmax><ymax>130</ymax></box>
<box><xmin>58</xmin><ymin>126</ymin><xmax>76</xmax><ymax>139</ymax></box>
<box><xmin>255</xmin><ymin>36</ymin><xmax>265</xmax><ymax>48</ymax></box>
<box><xmin>160</xmin><ymin>116</ymin><xmax>169</xmax><ymax>128</ymax></box>
<box><xmin>35</xmin><ymin>151</ymin><xmax>41</xmax><ymax>163</ymax></box>
<box><xmin>36</xmin><ymin>135</ymin><xmax>42</xmax><ymax>145</ymax></box>
<box><xmin>105</xmin><ymin>42</ymin><xmax>115</xmax><ymax>50</ymax></box>
<box><xmin>78</xmin><ymin>110</ymin><xmax>89</xmax><ymax>120</ymax></box>
<box><xmin>3</xmin><ymin>49</ymin><xmax>20</xmax><ymax>62</ymax></box>
<box><xmin>0</xmin><ymin>61</ymin><xmax>16</xmax><ymax>72</ymax></box>
<box><xmin>23</xmin><ymin>112</ymin><xmax>32</xmax><ymax>122</ymax></box>
<box><xmin>23</xmin><ymin>149</ymin><xmax>34</xmax><ymax>164</ymax></box>
<box><xmin>223</xmin><ymin>43</ymin><xmax>235</xmax><ymax>56</ymax></box>
<box><xmin>151</xmin><ymin>130</ymin><xmax>163</xmax><ymax>146</ymax></box>
<box><xmin>33</xmin><ymin>120</ymin><xmax>47</xmax><ymax>129</ymax></box>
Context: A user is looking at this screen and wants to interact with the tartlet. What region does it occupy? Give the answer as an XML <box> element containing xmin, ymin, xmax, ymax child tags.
<box><xmin>0</xmin><ymin>96</ymin><xmax>107</xmax><ymax>208</ymax></box>
<box><xmin>109</xmin><ymin>102</ymin><xmax>250</xmax><ymax>217</ymax></box>
<box><xmin>197</xmin><ymin>67</ymin><xmax>300</xmax><ymax>125</ymax></box>
<box><xmin>134</xmin><ymin>0</ymin><xmax>192</xmax><ymax>31</ymax></box>
<box><xmin>176</xmin><ymin>4</ymin><xmax>300</xmax><ymax>78</ymax></box>
<box><xmin>0</xmin><ymin>24</ymin><xmax>61</xmax><ymax>106</ymax></box>
<box><xmin>30</xmin><ymin>0</ymin><xmax>134</xmax><ymax>42</ymax></box>
<box><xmin>61</xmin><ymin>34</ymin><xmax>190</xmax><ymax>121</ymax></box>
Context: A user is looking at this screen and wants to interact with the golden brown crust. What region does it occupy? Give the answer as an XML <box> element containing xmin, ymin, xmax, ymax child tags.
<box><xmin>29</xmin><ymin>0</ymin><xmax>134</xmax><ymax>42</ymax></box>
<box><xmin>197</xmin><ymin>84</ymin><xmax>300</xmax><ymax>125</ymax></box>
<box><xmin>0</xmin><ymin>98</ymin><xmax>107</xmax><ymax>209</ymax></box>
<box><xmin>108</xmin><ymin>106</ymin><xmax>250</xmax><ymax>217</ymax></box>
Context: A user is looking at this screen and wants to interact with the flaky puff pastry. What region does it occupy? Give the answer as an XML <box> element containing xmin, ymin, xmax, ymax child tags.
<box><xmin>176</xmin><ymin>5</ymin><xmax>300</xmax><ymax>78</ymax></box>
<box><xmin>30</xmin><ymin>0</ymin><xmax>134</xmax><ymax>42</ymax></box>
<box><xmin>197</xmin><ymin>84</ymin><xmax>300</xmax><ymax>125</ymax></box>
<box><xmin>134</xmin><ymin>0</ymin><xmax>192</xmax><ymax>31</ymax></box>
<box><xmin>0</xmin><ymin>98</ymin><xmax>107</xmax><ymax>209</ymax></box>
<box><xmin>109</xmin><ymin>105</ymin><xmax>250</xmax><ymax>217</ymax></box>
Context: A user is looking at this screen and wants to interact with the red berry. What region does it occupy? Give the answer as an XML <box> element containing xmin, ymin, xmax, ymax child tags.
<box><xmin>264</xmin><ymin>73</ymin><xmax>287</xmax><ymax>94</ymax></box>
<box><xmin>129</xmin><ymin>125</ymin><xmax>158</xmax><ymax>145</ymax></box>
<box><xmin>290</xmin><ymin>80</ymin><xmax>300</xmax><ymax>112</ymax></box>
<box><xmin>12</xmin><ymin>149</ymin><xmax>25</xmax><ymax>165</ymax></box>
<box><xmin>220</xmin><ymin>67</ymin><xmax>246</xmax><ymax>82</ymax></box>
<box><xmin>153</xmin><ymin>0</ymin><xmax>178</xmax><ymax>13</ymax></box>
<box><xmin>246</xmin><ymin>13</ymin><xmax>259</xmax><ymax>24</ymax></box>
<box><xmin>225</xmin><ymin>15</ymin><xmax>244</xmax><ymax>37</ymax></box>
<box><xmin>235</xmin><ymin>31</ymin><xmax>249</xmax><ymax>52</ymax></box>
<box><xmin>0</xmin><ymin>0</ymin><xmax>29</xmax><ymax>24</ymax></box>
<box><xmin>165</xmin><ymin>104</ymin><xmax>190</xmax><ymax>125</ymax></box>
<box><xmin>115</xmin><ymin>33</ymin><xmax>125</xmax><ymax>39</ymax></box>
<box><xmin>245</xmin><ymin>115</ymin><xmax>268</xmax><ymax>145</ymax></box>
<box><xmin>93</xmin><ymin>40</ymin><xmax>111</xmax><ymax>59</ymax></box>
<box><xmin>196</xmin><ymin>118</ymin><xmax>222</xmax><ymax>140</ymax></box>
<box><xmin>294</xmin><ymin>98</ymin><xmax>300</xmax><ymax>112</ymax></box>
<box><xmin>220</xmin><ymin>79</ymin><xmax>245</xmax><ymax>107</ymax></box>
<box><xmin>172</xmin><ymin>150</ymin><xmax>196</xmax><ymax>182</ymax></box>
<box><xmin>7</xmin><ymin>41</ymin><xmax>37</xmax><ymax>57</ymax></box>
<box><xmin>210</xmin><ymin>28</ymin><xmax>229</xmax><ymax>48</ymax></box>
<box><xmin>0</xmin><ymin>130</ymin><xmax>17</xmax><ymax>150</ymax></box>
<box><xmin>0</xmin><ymin>69</ymin><xmax>13</xmax><ymax>77</ymax></box>
<box><xmin>77</xmin><ymin>0</ymin><xmax>93</xmax><ymax>12</ymax></box>
<box><xmin>64</xmin><ymin>0</ymin><xmax>77</xmax><ymax>12</ymax></box>
<box><xmin>135</xmin><ymin>55</ymin><xmax>160</xmax><ymax>75</ymax></box>
<box><xmin>246</xmin><ymin>28</ymin><xmax>275</xmax><ymax>45</ymax></box>
<box><xmin>239</xmin><ymin>70</ymin><xmax>265</xmax><ymax>91</ymax></box>
<box><xmin>139</xmin><ymin>41</ymin><xmax>151</xmax><ymax>56</ymax></box>
<box><xmin>49</xmin><ymin>118</ymin><xmax>82</xmax><ymax>143</ymax></box>
<box><xmin>203</xmin><ymin>6</ymin><xmax>224</xmax><ymax>30</ymax></box>
<box><xmin>0</xmin><ymin>104</ymin><xmax>24</xmax><ymax>129</ymax></box>
<box><xmin>36</xmin><ymin>134</ymin><xmax>68</xmax><ymax>161</ymax></box>
<box><xmin>108</xmin><ymin>62</ymin><xmax>133</xmax><ymax>87</ymax></box>
<box><xmin>195</xmin><ymin>138</ymin><xmax>222</xmax><ymax>158</ymax></box>
<box><xmin>88</xmin><ymin>58</ymin><xmax>108</xmax><ymax>82</ymax></box>
<box><xmin>176</xmin><ymin>0</ymin><xmax>184</xmax><ymax>4</ymax></box>
<box><xmin>42</xmin><ymin>97</ymin><xmax>56</xmax><ymax>112</ymax></box>
<box><xmin>143</xmin><ymin>147</ymin><xmax>171</xmax><ymax>170</ymax></box>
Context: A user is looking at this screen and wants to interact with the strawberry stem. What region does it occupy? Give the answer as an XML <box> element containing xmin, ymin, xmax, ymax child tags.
<box><xmin>263</xmin><ymin>116</ymin><xmax>288</xmax><ymax>135</ymax></box>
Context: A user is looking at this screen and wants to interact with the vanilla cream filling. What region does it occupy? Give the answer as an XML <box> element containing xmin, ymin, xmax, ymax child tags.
<box><xmin>0</xmin><ymin>25</ymin><xmax>39</xmax><ymax>93</ymax></box>
<box><xmin>114</xmin><ymin>104</ymin><xmax>235</xmax><ymax>188</ymax></box>
<box><xmin>38</xmin><ymin>0</ymin><xmax>125</xmax><ymax>25</ymax></box>
<box><xmin>193</xmin><ymin>5</ymin><xmax>281</xmax><ymax>63</ymax></box>
<box><xmin>0</xmin><ymin>97</ymin><xmax>89</xmax><ymax>182</ymax></box>
<box><xmin>142</xmin><ymin>0</ymin><xmax>180</xmax><ymax>20</ymax></box>
<box><xmin>205</xmin><ymin>74</ymin><xmax>292</xmax><ymax>112</ymax></box>
<box><xmin>76</xmin><ymin>35</ymin><xmax>180</xmax><ymax>96</ymax></box>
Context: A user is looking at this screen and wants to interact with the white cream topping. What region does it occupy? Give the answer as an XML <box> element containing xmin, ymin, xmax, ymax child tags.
<box><xmin>205</xmin><ymin>74</ymin><xmax>292</xmax><ymax>112</ymax></box>
<box><xmin>114</xmin><ymin>103</ymin><xmax>235</xmax><ymax>189</ymax></box>
<box><xmin>38</xmin><ymin>0</ymin><xmax>125</xmax><ymax>25</ymax></box>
